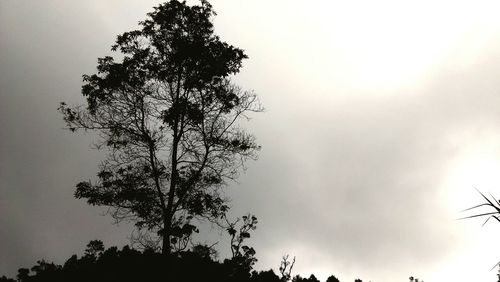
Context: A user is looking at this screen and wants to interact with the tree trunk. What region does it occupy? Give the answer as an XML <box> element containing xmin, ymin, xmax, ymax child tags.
<box><xmin>162</xmin><ymin>69</ymin><xmax>183</xmax><ymax>255</ymax></box>
<box><xmin>163</xmin><ymin>135</ymin><xmax>178</xmax><ymax>254</ymax></box>
<box><xmin>162</xmin><ymin>218</ymin><xmax>171</xmax><ymax>255</ymax></box>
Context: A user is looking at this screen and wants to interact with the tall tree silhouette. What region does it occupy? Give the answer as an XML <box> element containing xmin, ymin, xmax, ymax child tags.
<box><xmin>59</xmin><ymin>0</ymin><xmax>262</xmax><ymax>254</ymax></box>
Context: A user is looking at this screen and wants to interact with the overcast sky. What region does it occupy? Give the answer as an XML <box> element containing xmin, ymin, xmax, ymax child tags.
<box><xmin>3</xmin><ymin>1</ymin><xmax>500</xmax><ymax>281</ymax></box>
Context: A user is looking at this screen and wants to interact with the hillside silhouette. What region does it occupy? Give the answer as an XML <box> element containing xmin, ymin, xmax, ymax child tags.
<box><xmin>0</xmin><ymin>241</ymin><xmax>353</xmax><ymax>282</ymax></box>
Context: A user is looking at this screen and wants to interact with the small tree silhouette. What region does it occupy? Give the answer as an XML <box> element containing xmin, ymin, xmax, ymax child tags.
<box><xmin>326</xmin><ymin>275</ymin><xmax>340</xmax><ymax>282</ymax></box>
<box><xmin>84</xmin><ymin>240</ymin><xmax>105</xmax><ymax>258</ymax></box>
<box><xmin>222</xmin><ymin>213</ymin><xmax>258</xmax><ymax>274</ymax></box>
<box><xmin>279</xmin><ymin>254</ymin><xmax>295</xmax><ymax>281</ymax></box>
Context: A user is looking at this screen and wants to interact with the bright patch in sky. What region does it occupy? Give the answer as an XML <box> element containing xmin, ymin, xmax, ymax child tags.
<box><xmin>299</xmin><ymin>0</ymin><xmax>500</xmax><ymax>90</ymax></box>
<box><xmin>444</xmin><ymin>130</ymin><xmax>500</xmax><ymax>210</ymax></box>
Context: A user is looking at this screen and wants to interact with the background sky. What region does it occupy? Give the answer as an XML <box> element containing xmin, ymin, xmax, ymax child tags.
<box><xmin>3</xmin><ymin>1</ymin><xmax>500</xmax><ymax>281</ymax></box>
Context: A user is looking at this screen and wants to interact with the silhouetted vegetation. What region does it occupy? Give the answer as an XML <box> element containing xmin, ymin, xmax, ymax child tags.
<box><xmin>59</xmin><ymin>0</ymin><xmax>262</xmax><ymax>255</ymax></box>
<box><xmin>325</xmin><ymin>275</ymin><xmax>340</xmax><ymax>282</ymax></box>
<box><xmin>279</xmin><ymin>254</ymin><xmax>296</xmax><ymax>281</ymax></box>
<box><xmin>0</xmin><ymin>238</ymin><xmax>431</xmax><ymax>282</ymax></box>
<box><xmin>4</xmin><ymin>241</ymin><xmax>249</xmax><ymax>282</ymax></box>
<box><xmin>221</xmin><ymin>214</ymin><xmax>259</xmax><ymax>273</ymax></box>
<box><xmin>462</xmin><ymin>189</ymin><xmax>500</xmax><ymax>226</ymax></box>
<box><xmin>462</xmin><ymin>189</ymin><xmax>500</xmax><ymax>271</ymax></box>
<box><xmin>0</xmin><ymin>241</ymin><xmax>349</xmax><ymax>282</ymax></box>
<box><xmin>409</xmin><ymin>276</ymin><xmax>424</xmax><ymax>282</ymax></box>
<box><xmin>292</xmin><ymin>274</ymin><xmax>320</xmax><ymax>282</ymax></box>
<box><xmin>0</xmin><ymin>276</ymin><xmax>15</xmax><ymax>282</ymax></box>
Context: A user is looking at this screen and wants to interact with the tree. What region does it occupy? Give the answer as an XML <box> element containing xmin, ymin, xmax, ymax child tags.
<box><xmin>307</xmin><ymin>274</ymin><xmax>320</xmax><ymax>282</ymax></box>
<box><xmin>222</xmin><ymin>214</ymin><xmax>259</xmax><ymax>274</ymax></box>
<box><xmin>84</xmin><ymin>240</ymin><xmax>105</xmax><ymax>258</ymax></box>
<box><xmin>279</xmin><ymin>254</ymin><xmax>295</xmax><ymax>281</ymax></box>
<box><xmin>325</xmin><ymin>275</ymin><xmax>340</xmax><ymax>282</ymax></box>
<box><xmin>59</xmin><ymin>0</ymin><xmax>262</xmax><ymax>255</ymax></box>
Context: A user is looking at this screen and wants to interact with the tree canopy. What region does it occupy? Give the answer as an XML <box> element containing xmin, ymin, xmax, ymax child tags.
<box><xmin>59</xmin><ymin>0</ymin><xmax>262</xmax><ymax>254</ymax></box>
